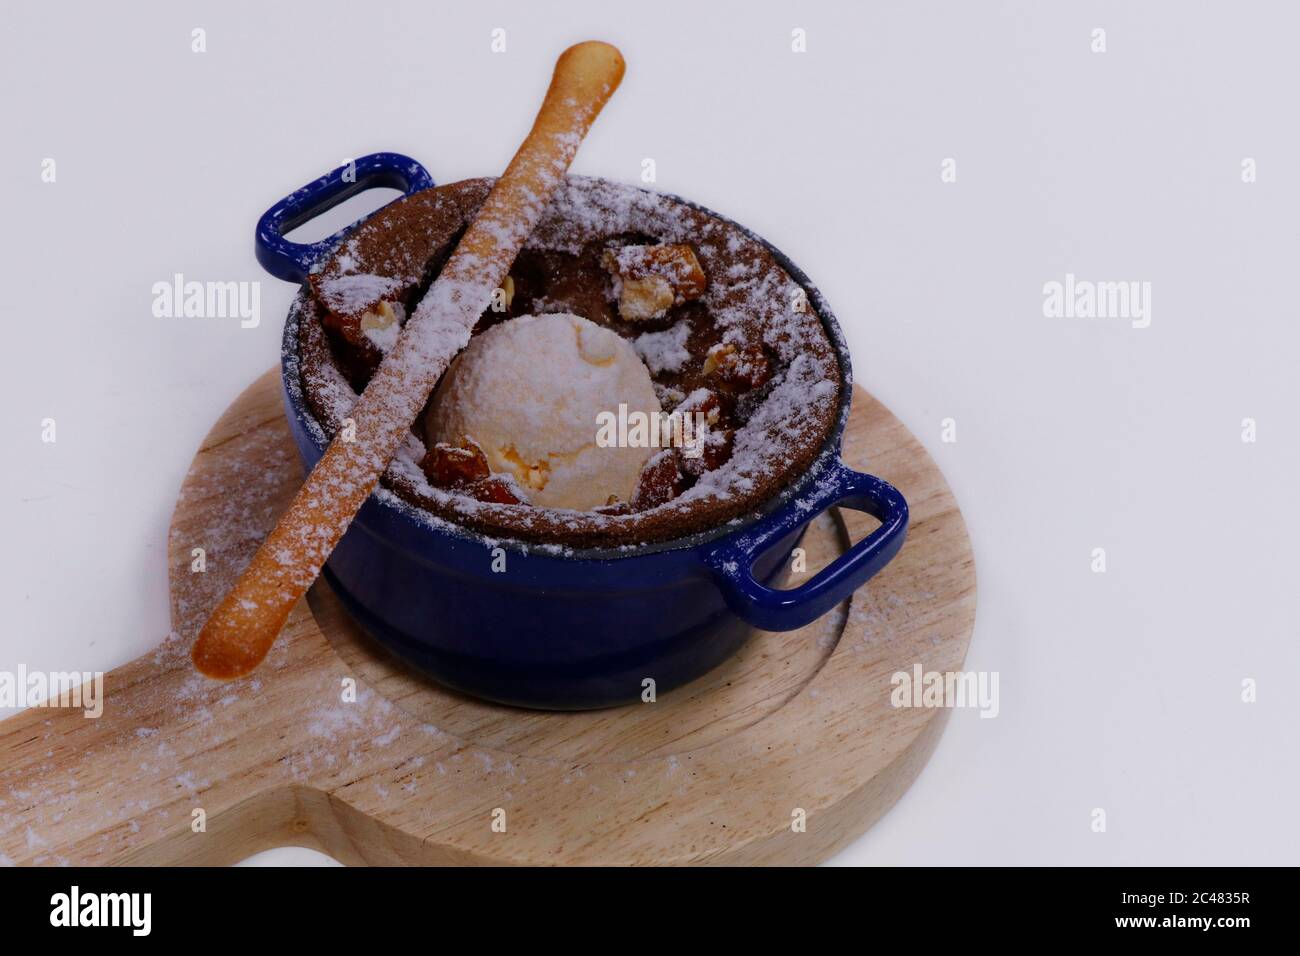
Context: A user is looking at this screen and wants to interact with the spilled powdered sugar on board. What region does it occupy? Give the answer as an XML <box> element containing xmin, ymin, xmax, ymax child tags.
<box><xmin>0</xmin><ymin>394</ymin><xmax>567</xmax><ymax>862</ymax></box>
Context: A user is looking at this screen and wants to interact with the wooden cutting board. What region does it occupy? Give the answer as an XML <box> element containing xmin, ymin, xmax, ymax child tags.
<box><xmin>0</xmin><ymin>369</ymin><xmax>975</xmax><ymax>866</ymax></box>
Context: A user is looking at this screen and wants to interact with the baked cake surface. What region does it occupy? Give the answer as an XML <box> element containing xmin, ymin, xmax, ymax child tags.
<box><xmin>294</xmin><ymin>176</ymin><xmax>844</xmax><ymax>550</ymax></box>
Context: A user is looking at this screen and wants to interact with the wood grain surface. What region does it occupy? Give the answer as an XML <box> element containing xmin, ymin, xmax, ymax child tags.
<box><xmin>0</xmin><ymin>368</ymin><xmax>975</xmax><ymax>866</ymax></box>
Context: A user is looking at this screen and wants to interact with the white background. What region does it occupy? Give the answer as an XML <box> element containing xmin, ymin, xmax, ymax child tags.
<box><xmin>3</xmin><ymin>0</ymin><xmax>1298</xmax><ymax>866</ymax></box>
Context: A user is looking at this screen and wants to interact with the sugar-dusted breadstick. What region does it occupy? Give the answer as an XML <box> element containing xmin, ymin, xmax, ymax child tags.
<box><xmin>192</xmin><ymin>41</ymin><xmax>626</xmax><ymax>679</ymax></box>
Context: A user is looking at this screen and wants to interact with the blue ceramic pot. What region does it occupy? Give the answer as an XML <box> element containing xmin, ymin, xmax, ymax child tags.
<box><xmin>259</xmin><ymin>153</ymin><xmax>908</xmax><ymax>710</ymax></box>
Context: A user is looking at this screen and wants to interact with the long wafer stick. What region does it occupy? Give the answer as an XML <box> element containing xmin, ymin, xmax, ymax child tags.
<box><xmin>193</xmin><ymin>41</ymin><xmax>626</xmax><ymax>679</ymax></box>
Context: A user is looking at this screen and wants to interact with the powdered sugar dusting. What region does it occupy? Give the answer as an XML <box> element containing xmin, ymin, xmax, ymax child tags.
<box><xmin>316</xmin><ymin>273</ymin><xmax>403</xmax><ymax>314</ymax></box>
<box><xmin>633</xmin><ymin>321</ymin><xmax>691</xmax><ymax>374</ymax></box>
<box><xmin>295</xmin><ymin>177</ymin><xmax>845</xmax><ymax>550</ymax></box>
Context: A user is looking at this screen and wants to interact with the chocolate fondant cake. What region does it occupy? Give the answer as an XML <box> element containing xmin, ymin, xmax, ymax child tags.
<box><xmin>292</xmin><ymin>176</ymin><xmax>843</xmax><ymax>550</ymax></box>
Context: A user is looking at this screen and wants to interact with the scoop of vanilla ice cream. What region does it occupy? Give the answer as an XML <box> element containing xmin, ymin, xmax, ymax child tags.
<box><xmin>424</xmin><ymin>313</ymin><xmax>662</xmax><ymax>511</ymax></box>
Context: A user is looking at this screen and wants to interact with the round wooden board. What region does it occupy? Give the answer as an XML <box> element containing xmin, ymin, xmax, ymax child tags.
<box><xmin>0</xmin><ymin>369</ymin><xmax>975</xmax><ymax>867</ymax></box>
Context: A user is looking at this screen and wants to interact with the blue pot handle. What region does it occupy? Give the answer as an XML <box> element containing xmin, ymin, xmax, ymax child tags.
<box><xmin>704</xmin><ymin>461</ymin><xmax>909</xmax><ymax>631</ymax></box>
<box><xmin>254</xmin><ymin>152</ymin><xmax>435</xmax><ymax>283</ymax></box>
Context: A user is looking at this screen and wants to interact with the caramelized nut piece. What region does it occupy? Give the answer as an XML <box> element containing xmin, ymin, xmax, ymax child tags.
<box><xmin>618</xmin><ymin>275</ymin><xmax>675</xmax><ymax>321</ymax></box>
<box><xmin>631</xmin><ymin>450</ymin><xmax>684</xmax><ymax>511</ymax></box>
<box><xmin>673</xmin><ymin>389</ymin><xmax>732</xmax><ymax>476</ymax></box>
<box><xmin>359</xmin><ymin>299</ymin><xmax>400</xmax><ymax>333</ymax></box>
<box><xmin>309</xmin><ymin>271</ymin><xmax>406</xmax><ymax>351</ymax></box>
<box><xmin>358</xmin><ymin>300</ymin><xmax>405</xmax><ymax>351</ymax></box>
<box><xmin>675</xmin><ymin>388</ymin><xmax>722</xmax><ymax>425</ymax></box>
<box><xmin>661</xmin><ymin>387</ymin><xmax>721</xmax><ymax>452</ymax></box>
<box><xmin>469</xmin><ymin>475</ymin><xmax>525</xmax><ymax>505</ymax></box>
<box><xmin>679</xmin><ymin>426</ymin><xmax>734</xmax><ymax>478</ymax></box>
<box><xmin>420</xmin><ymin>435</ymin><xmax>491</xmax><ymax>489</ymax></box>
<box><xmin>704</xmin><ymin>342</ymin><xmax>772</xmax><ymax>392</ymax></box>
<box><xmin>602</xmin><ymin>243</ymin><xmax>707</xmax><ymax>321</ymax></box>
<box><xmin>491</xmin><ymin>275</ymin><xmax>516</xmax><ymax>313</ymax></box>
<box><xmin>702</xmin><ymin>343</ymin><xmax>732</xmax><ymax>377</ymax></box>
<box><xmin>654</xmin><ymin>383</ymin><xmax>687</xmax><ymax>408</ymax></box>
<box><xmin>594</xmin><ymin>494</ymin><xmax>631</xmax><ymax>516</ymax></box>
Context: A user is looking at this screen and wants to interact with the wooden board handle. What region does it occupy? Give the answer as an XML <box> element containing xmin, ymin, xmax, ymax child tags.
<box><xmin>191</xmin><ymin>42</ymin><xmax>624</xmax><ymax>681</ymax></box>
<box><xmin>0</xmin><ymin>649</ymin><xmax>294</xmax><ymax>865</ymax></box>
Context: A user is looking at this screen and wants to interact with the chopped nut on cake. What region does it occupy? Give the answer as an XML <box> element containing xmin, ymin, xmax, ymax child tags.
<box><xmin>679</xmin><ymin>426</ymin><xmax>734</xmax><ymax>478</ymax></box>
<box><xmin>667</xmin><ymin>388</ymin><xmax>729</xmax><ymax>476</ymax></box>
<box><xmin>494</xmin><ymin>275</ymin><xmax>515</xmax><ymax>312</ymax></box>
<box><xmin>309</xmin><ymin>272</ymin><xmax>407</xmax><ymax>351</ymax></box>
<box><xmin>602</xmin><ymin>243</ymin><xmax>707</xmax><ymax>321</ymax></box>
<box><xmin>419</xmin><ymin>437</ymin><xmax>525</xmax><ymax>505</ymax></box>
<box><xmin>594</xmin><ymin>495</ymin><xmax>631</xmax><ymax>516</ymax></box>
<box><xmin>467</xmin><ymin>475</ymin><xmax>525</xmax><ymax>505</ymax></box>
<box><xmin>420</xmin><ymin>435</ymin><xmax>491</xmax><ymax>489</ymax></box>
<box><xmin>632</xmin><ymin>450</ymin><xmax>685</xmax><ymax>510</ymax></box>
<box><xmin>676</xmin><ymin>388</ymin><xmax>722</xmax><ymax>425</ymax></box>
<box><xmin>703</xmin><ymin>341</ymin><xmax>772</xmax><ymax>392</ymax></box>
<box><xmin>357</xmin><ymin>299</ymin><xmax>404</xmax><ymax>351</ymax></box>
